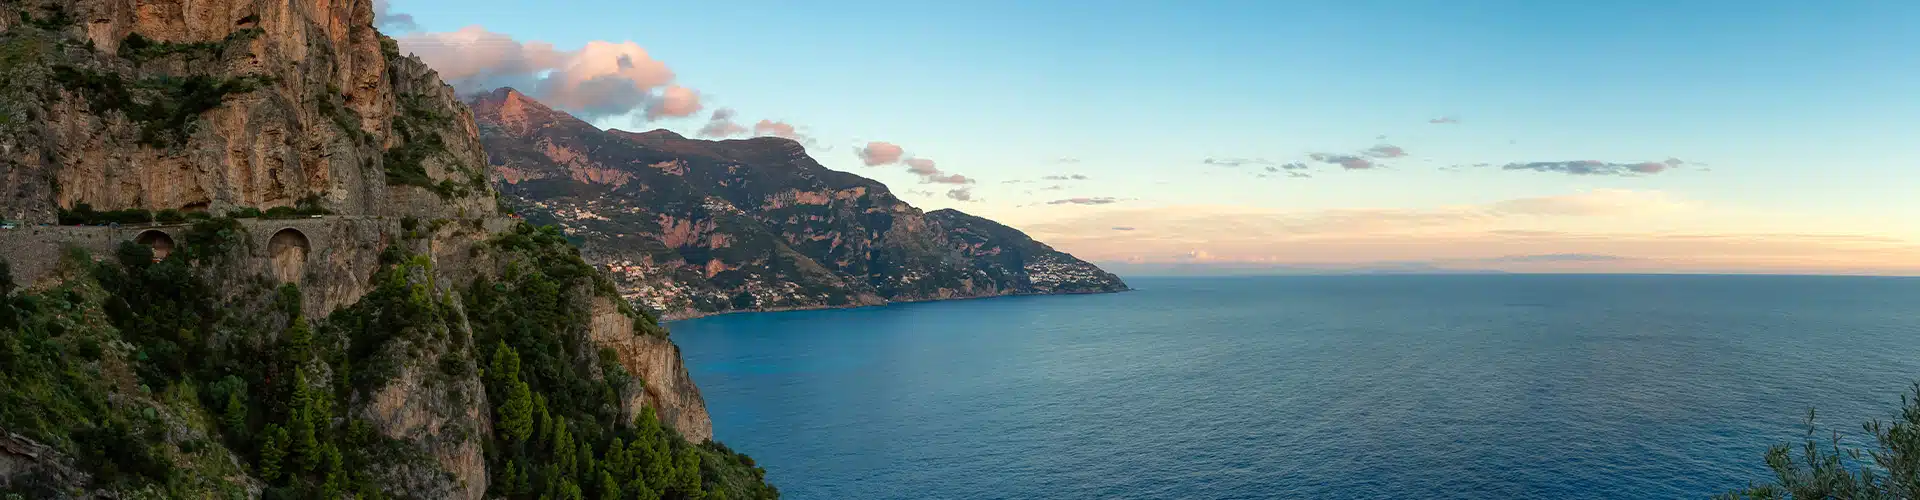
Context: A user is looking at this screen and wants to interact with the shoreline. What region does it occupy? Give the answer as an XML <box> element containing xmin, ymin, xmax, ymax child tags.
<box><xmin>660</xmin><ymin>287</ymin><xmax>1133</xmax><ymax>323</ymax></box>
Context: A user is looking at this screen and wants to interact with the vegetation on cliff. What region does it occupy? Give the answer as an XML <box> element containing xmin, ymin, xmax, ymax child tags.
<box><xmin>1718</xmin><ymin>384</ymin><xmax>1920</xmax><ymax>499</ymax></box>
<box><xmin>467</xmin><ymin>223</ymin><xmax>766</xmax><ymax>499</ymax></box>
<box><xmin>0</xmin><ymin>220</ymin><xmax>774</xmax><ymax>499</ymax></box>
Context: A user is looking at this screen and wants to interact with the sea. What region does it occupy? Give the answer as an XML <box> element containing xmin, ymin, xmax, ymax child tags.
<box><xmin>668</xmin><ymin>275</ymin><xmax>1920</xmax><ymax>499</ymax></box>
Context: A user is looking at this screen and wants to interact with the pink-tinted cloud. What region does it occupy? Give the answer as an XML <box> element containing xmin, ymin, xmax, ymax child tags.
<box><xmin>399</xmin><ymin>27</ymin><xmax>696</xmax><ymax>119</ymax></box>
<box><xmin>754</xmin><ymin>120</ymin><xmax>800</xmax><ymax>139</ymax></box>
<box><xmin>645</xmin><ymin>85</ymin><xmax>702</xmax><ymax>119</ymax></box>
<box><xmin>857</xmin><ymin>141</ymin><xmax>905</xmax><ymax>166</ymax></box>
<box><xmin>924</xmin><ymin>173</ymin><xmax>974</xmax><ymax>185</ymax></box>
<box><xmin>905</xmin><ymin>158</ymin><xmax>939</xmax><ymax>176</ymax></box>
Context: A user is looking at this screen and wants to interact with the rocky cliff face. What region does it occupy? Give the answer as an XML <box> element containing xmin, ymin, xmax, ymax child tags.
<box><xmin>472</xmin><ymin>88</ymin><xmax>1129</xmax><ymax>319</ymax></box>
<box><xmin>0</xmin><ymin>2</ymin><xmax>745</xmax><ymax>498</ymax></box>
<box><xmin>0</xmin><ymin>0</ymin><xmax>494</xmax><ymax>223</ymax></box>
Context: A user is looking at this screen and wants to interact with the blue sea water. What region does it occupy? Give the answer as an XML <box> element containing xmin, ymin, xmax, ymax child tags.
<box><xmin>669</xmin><ymin>275</ymin><xmax>1920</xmax><ymax>499</ymax></box>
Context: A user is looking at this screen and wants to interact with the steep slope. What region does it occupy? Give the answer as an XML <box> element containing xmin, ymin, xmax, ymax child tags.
<box><xmin>926</xmin><ymin>209</ymin><xmax>1131</xmax><ymax>294</ymax></box>
<box><xmin>0</xmin><ymin>2</ymin><xmax>774</xmax><ymax>499</ymax></box>
<box><xmin>472</xmin><ymin>89</ymin><xmax>1129</xmax><ymax>319</ymax></box>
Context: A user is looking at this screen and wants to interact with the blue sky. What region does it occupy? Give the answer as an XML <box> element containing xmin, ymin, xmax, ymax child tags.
<box><xmin>390</xmin><ymin>0</ymin><xmax>1920</xmax><ymax>273</ymax></box>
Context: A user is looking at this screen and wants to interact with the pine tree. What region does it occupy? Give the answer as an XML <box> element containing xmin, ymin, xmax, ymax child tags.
<box><xmin>501</xmin><ymin>460</ymin><xmax>523</xmax><ymax>497</ymax></box>
<box><xmin>604</xmin><ymin>437</ymin><xmax>628</xmax><ymax>477</ymax></box>
<box><xmin>534</xmin><ymin>393</ymin><xmax>553</xmax><ymax>445</ymax></box>
<box><xmin>597</xmin><ymin>470</ymin><xmax>622</xmax><ymax>500</ymax></box>
<box><xmin>499</xmin><ymin>379</ymin><xmax>534</xmax><ymax>443</ymax></box>
<box><xmin>282</xmin><ymin>315</ymin><xmax>312</xmax><ymax>363</ymax></box>
<box><xmin>577</xmin><ymin>439</ymin><xmax>596</xmax><ymax>482</ymax></box>
<box><xmin>258</xmin><ymin>424</ymin><xmax>288</xmax><ymax>482</ymax></box>
<box><xmin>223</xmin><ymin>391</ymin><xmax>248</xmax><ymax>439</ymax></box>
<box><xmin>554</xmin><ymin>418</ymin><xmax>577</xmax><ymax>475</ymax></box>
<box><xmin>288</xmin><ymin>370</ymin><xmax>319</xmax><ymax>473</ymax></box>
<box><xmin>319</xmin><ymin>444</ymin><xmax>345</xmax><ymax>498</ymax></box>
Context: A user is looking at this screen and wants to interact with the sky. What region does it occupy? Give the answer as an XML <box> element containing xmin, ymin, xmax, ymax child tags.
<box><xmin>382</xmin><ymin>0</ymin><xmax>1920</xmax><ymax>275</ymax></box>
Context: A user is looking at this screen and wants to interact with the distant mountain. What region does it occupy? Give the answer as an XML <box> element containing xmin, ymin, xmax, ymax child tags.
<box><xmin>470</xmin><ymin>88</ymin><xmax>1127</xmax><ymax>319</ymax></box>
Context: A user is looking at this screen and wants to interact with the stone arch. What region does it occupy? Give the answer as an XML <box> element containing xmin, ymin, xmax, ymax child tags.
<box><xmin>133</xmin><ymin>230</ymin><xmax>176</xmax><ymax>261</ymax></box>
<box><xmin>268</xmin><ymin>228</ymin><xmax>311</xmax><ymax>283</ymax></box>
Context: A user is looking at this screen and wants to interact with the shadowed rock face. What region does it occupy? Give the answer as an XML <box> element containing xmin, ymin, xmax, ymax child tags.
<box><xmin>471</xmin><ymin>89</ymin><xmax>1130</xmax><ymax>319</ymax></box>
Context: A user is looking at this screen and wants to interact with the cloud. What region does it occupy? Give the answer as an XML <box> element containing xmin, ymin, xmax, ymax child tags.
<box><xmin>946</xmin><ymin>188</ymin><xmax>974</xmax><ymax>201</ymax></box>
<box><xmin>1470</xmin><ymin>253</ymin><xmax>1628</xmax><ymax>263</ymax></box>
<box><xmin>1309</xmin><ymin>153</ymin><xmax>1378</xmax><ymax>170</ymax></box>
<box><xmin>1500</xmin><ymin>159</ymin><xmax>1687</xmax><ymax>176</ymax></box>
<box><xmin>924</xmin><ymin>173</ymin><xmax>974</xmax><ymax>185</ymax></box>
<box><xmin>1112</xmin><ymin>227</ymin><xmax>1137</xmax><ymax>231</ymax></box>
<box><xmin>1048</xmin><ymin>197</ymin><xmax>1120</xmax><ymax>205</ymax></box>
<box><xmin>696</xmin><ymin>108</ymin><xmax>747</xmax><ymax>138</ymax></box>
<box><xmin>1056</xmin><ymin>157</ymin><xmax>1082</xmax><ymax>164</ymax></box>
<box><xmin>1287</xmin><ymin>171</ymin><xmax>1311</xmax><ymax>178</ymax></box>
<box><xmin>399</xmin><ymin>27</ymin><xmax>694</xmax><ymax>119</ymax></box>
<box><xmin>905</xmin><ymin>158</ymin><xmax>940</xmax><ymax>176</ymax></box>
<box><xmin>1429</xmin><ymin>116</ymin><xmax>1460</xmax><ymax>124</ymax></box>
<box><xmin>1041</xmin><ymin>185</ymin><xmax>1065</xmax><ymax>191</ymax></box>
<box><xmin>1042</xmin><ymin>174</ymin><xmax>1090</xmax><ymax>181</ymax></box>
<box><xmin>644</xmin><ymin>85</ymin><xmax>702</xmax><ymax>119</ymax></box>
<box><xmin>856</xmin><ymin>141</ymin><xmax>905</xmax><ymax>166</ymax></box>
<box><xmin>1204</xmin><ymin>157</ymin><xmax>1274</xmax><ymax>167</ymax></box>
<box><xmin>753</xmin><ymin>120</ymin><xmax>801</xmax><ymax>139</ymax></box>
<box><xmin>1490</xmin><ymin>189</ymin><xmax>1693</xmax><ymax>216</ymax></box>
<box><xmin>1365</xmin><ymin>144</ymin><xmax>1407</xmax><ymax>158</ymax></box>
<box><xmin>373</xmin><ymin>0</ymin><xmax>417</xmax><ymax>32</ymax></box>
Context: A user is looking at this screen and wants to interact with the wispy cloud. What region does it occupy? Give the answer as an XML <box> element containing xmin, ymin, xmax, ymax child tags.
<box><xmin>1055</xmin><ymin>157</ymin><xmax>1082</xmax><ymax>164</ymax></box>
<box><xmin>1429</xmin><ymin>116</ymin><xmax>1460</xmax><ymax>124</ymax></box>
<box><xmin>1309</xmin><ymin>153</ymin><xmax>1378</xmax><ymax>170</ymax></box>
<box><xmin>1048</xmin><ymin>197</ymin><xmax>1120</xmax><ymax>205</ymax></box>
<box><xmin>695</xmin><ymin>108</ymin><xmax>747</xmax><ymax>138</ymax></box>
<box><xmin>1490</xmin><ymin>189</ymin><xmax>1694</xmax><ymax>216</ymax></box>
<box><xmin>1466</xmin><ymin>253</ymin><xmax>1627</xmax><ymax>263</ymax></box>
<box><xmin>1042</xmin><ymin>174</ymin><xmax>1090</xmax><ymax>181</ymax></box>
<box><xmin>1112</xmin><ymin>226</ymin><xmax>1137</xmax><ymax>231</ymax></box>
<box><xmin>1500</xmin><ymin>158</ymin><xmax>1688</xmax><ymax>176</ymax></box>
<box><xmin>946</xmin><ymin>188</ymin><xmax>974</xmax><ymax>201</ymax></box>
<box><xmin>1364</xmin><ymin>144</ymin><xmax>1407</xmax><ymax>158</ymax></box>
<box><xmin>1203</xmin><ymin>157</ymin><xmax>1275</xmax><ymax>167</ymax></box>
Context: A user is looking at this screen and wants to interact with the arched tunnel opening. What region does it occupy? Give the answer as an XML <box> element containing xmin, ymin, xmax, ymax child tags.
<box><xmin>268</xmin><ymin>228</ymin><xmax>311</xmax><ymax>283</ymax></box>
<box><xmin>133</xmin><ymin>230</ymin><xmax>176</xmax><ymax>261</ymax></box>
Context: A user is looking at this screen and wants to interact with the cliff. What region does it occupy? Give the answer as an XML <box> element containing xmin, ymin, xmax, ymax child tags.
<box><xmin>471</xmin><ymin>88</ymin><xmax>1129</xmax><ymax>319</ymax></box>
<box><xmin>0</xmin><ymin>2</ymin><xmax>770</xmax><ymax>498</ymax></box>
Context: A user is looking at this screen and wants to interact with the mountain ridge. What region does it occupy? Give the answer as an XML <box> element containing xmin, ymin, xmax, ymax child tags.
<box><xmin>470</xmin><ymin>88</ymin><xmax>1128</xmax><ymax>320</ymax></box>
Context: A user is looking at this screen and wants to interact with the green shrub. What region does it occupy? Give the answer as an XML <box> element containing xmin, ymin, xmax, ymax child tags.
<box><xmin>1721</xmin><ymin>384</ymin><xmax>1920</xmax><ymax>499</ymax></box>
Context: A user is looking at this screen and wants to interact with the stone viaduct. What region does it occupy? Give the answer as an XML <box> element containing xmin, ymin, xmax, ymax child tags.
<box><xmin>0</xmin><ymin>216</ymin><xmax>518</xmax><ymax>289</ymax></box>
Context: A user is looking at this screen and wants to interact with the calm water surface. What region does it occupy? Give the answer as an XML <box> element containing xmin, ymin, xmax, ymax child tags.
<box><xmin>670</xmin><ymin>275</ymin><xmax>1920</xmax><ymax>499</ymax></box>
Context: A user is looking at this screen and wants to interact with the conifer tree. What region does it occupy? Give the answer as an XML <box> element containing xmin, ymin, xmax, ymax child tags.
<box><xmin>258</xmin><ymin>424</ymin><xmax>288</xmax><ymax>482</ymax></box>
<box><xmin>223</xmin><ymin>391</ymin><xmax>248</xmax><ymax>439</ymax></box>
